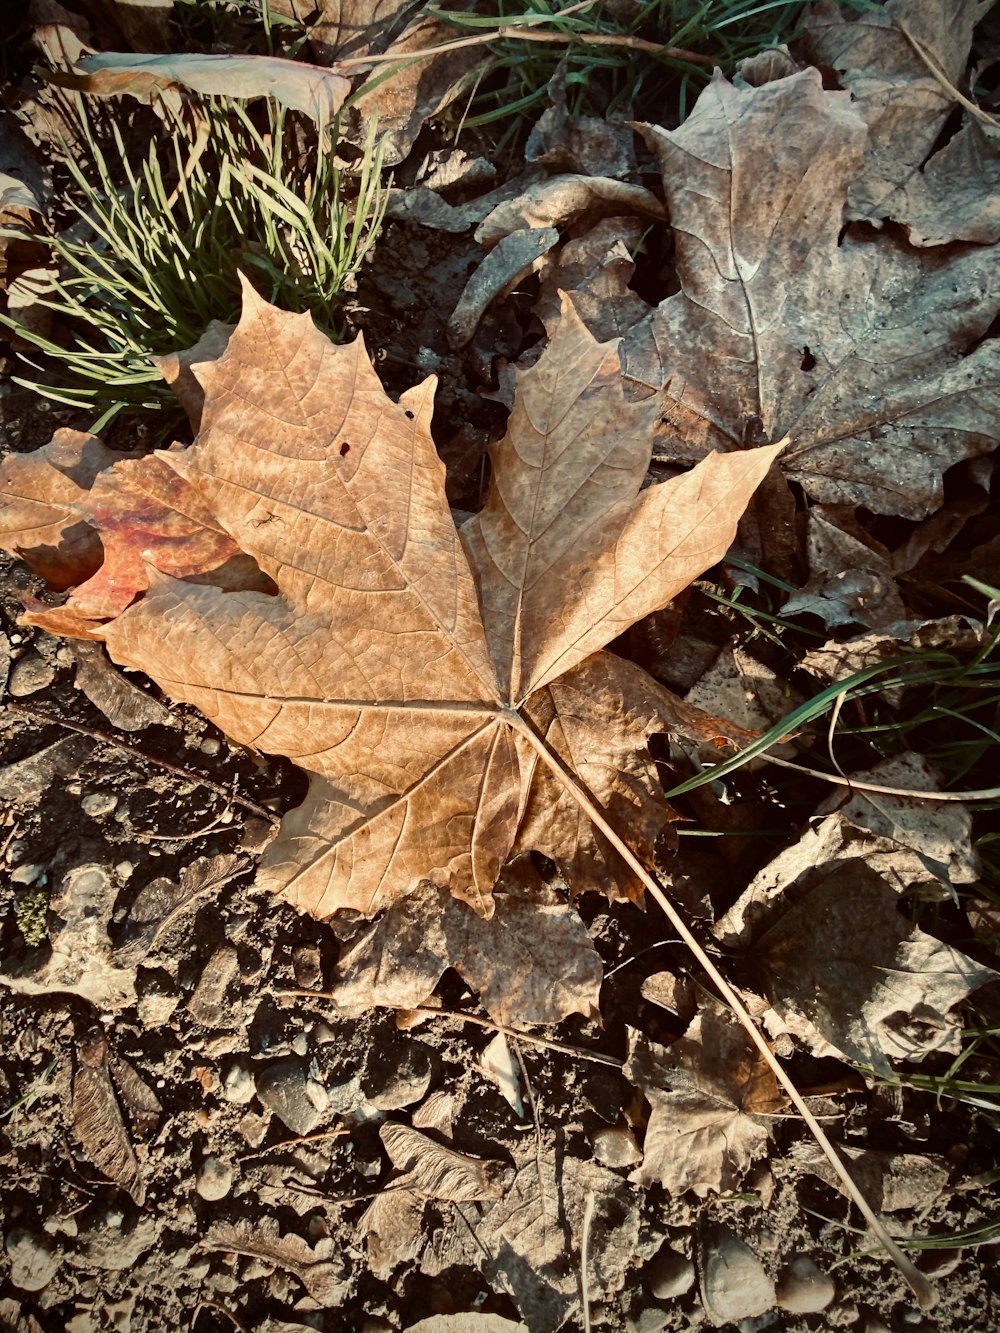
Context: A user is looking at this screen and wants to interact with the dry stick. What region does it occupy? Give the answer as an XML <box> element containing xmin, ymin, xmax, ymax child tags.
<box><xmin>896</xmin><ymin>20</ymin><xmax>1000</xmax><ymax>128</ymax></box>
<box><xmin>334</xmin><ymin>9</ymin><xmax>714</xmax><ymax>71</ymax></box>
<box><xmin>581</xmin><ymin>1190</ymin><xmax>596</xmax><ymax>1333</ymax></box>
<box><xmin>502</xmin><ymin>706</ymin><xmax>938</xmax><ymax>1311</ymax></box>
<box><xmin>5</xmin><ymin>701</ymin><xmax>280</xmax><ymax>823</ymax></box>
<box><xmin>766</xmin><ymin>755</ymin><xmax>1000</xmax><ymax>803</ymax></box>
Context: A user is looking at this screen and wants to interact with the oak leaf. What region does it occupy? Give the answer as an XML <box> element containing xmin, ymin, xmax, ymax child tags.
<box><xmin>5</xmin><ymin>287</ymin><xmax>779</xmax><ymax>921</ymax></box>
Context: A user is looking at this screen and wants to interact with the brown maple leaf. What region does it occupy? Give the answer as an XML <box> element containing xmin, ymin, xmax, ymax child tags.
<box><xmin>4</xmin><ymin>286</ymin><xmax>779</xmax><ymax>920</ymax></box>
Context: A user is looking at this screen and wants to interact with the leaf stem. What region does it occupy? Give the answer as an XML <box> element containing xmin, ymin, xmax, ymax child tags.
<box><xmin>503</xmin><ymin>707</ymin><xmax>938</xmax><ymax>1310</ymax></box>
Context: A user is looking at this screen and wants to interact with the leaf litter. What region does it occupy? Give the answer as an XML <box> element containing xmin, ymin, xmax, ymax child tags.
<box><xmin>2</xmin><ymin>1</ymin><xmax>1000</xmax><ymax>1328</ymax></box>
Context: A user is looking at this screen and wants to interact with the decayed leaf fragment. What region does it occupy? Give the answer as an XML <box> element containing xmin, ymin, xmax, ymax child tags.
<box><xmin>330</xmin><ymin>879</ymin><xmax>602</xmax><ymax>1026</ymax></box>
<box><xmin>17</xmin><ymin>284</ymin><xmax>778</xmax><ymax>921</ymax></box>
<box><xmin>635</xmin><ymin>67</ymin><xmax>1000</xmax><ymax>518</ymax></box>
<box><xmin>626</xmin><ymin>1012</ymin><xmax>783</xmax><ymax>1197</ymax></box>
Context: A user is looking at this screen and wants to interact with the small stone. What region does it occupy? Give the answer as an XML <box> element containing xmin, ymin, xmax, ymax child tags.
<box><xmin>592</xmin><ymin>1123</ymin><xmax>642</xmax><ymax>1169</ymax></box>
<box><xmin>239</xmin><ymin>1111</ymin><xmax>270</xmax><ymax>1147</ymax></box>
<box><xmin>8</xmin><ymin>652</ymin><xmax>56</xmax><ymax>697</ymax></box>
<box><xmin>630</xmin><ymin>1309</ymin><xmax>671</xmax><ymax>1333</ymax></box>
<box><xmin>11</xmin><ymin>863</ymin><xmax>44</xmax><ymax>885</ymax></box>
<box><xmin>646</xmin><ymin>1243</ymin><xmax>695</xmax><ymax>1300</ymax></box>
<box><xmin>362</xmin><ymin>1040</ymin><xmax>434</xmax><ymax>1111</ymax></box>
<box><xmin>6</xmin><ymin>1227</ymin><xmax>59</xmax><ymax>1291</ymax></box>
<box><xmin>291</xmin><ymin>1031</ymin><xmax>308</xmax><ymax>1056</ymax></box>
<box><xmin>699</xmin><ymin>1225</ymin><xmax>775</xmax><ymax>1327</ymax></box>
<box><xmin>199</xmin><ymin>737</ymin><xmax>221</xmax><ymax>756</ymax></box>
<box><xmin>187</xmin><ymin>945</ymin><xmax>239</xmax><ymax>1027</ymax></box>
<box><xmin>196</xmin><ymin>1155</ymin><xmax>233</xmax><ymax>1201</ymax></box>
<box><xmin>82</xmin><ymin>791</ymin><xmax>118</xmax><ymax>818</ymax></box>
<box><xmin>256</xmin><ymin>1058</ymin><xmax>323</xmax><ymax>1134</ymax></box>
<box><xmin>775</xmin><ymin>1256</ymin><xmax>836</xmax><ymax>1314</ymax></box>
<box><xmin>222</xmin><ymin>1061</ymin><xmax>256</xmax><ymax>1105</ymax></box>
<box><xmin>314</xmin><ymin>1022</ymin><xmax>337</xmax><ymax>1045</ymax></box>
<box><xmin>292</xmin><ymin>942</ymin><xmax>323</xmax><ymax>989</ymax></box>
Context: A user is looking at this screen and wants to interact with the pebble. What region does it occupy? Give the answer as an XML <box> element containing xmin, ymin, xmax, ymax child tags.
<box><xmin>222</xmin><ymin>1061</ymin><xmax>256</xmax><ymax>1105</ymax></box>
<box><xmin>8</xmin><ymin>652</ymin><xmax>56</xmax><ymax>697</ymax></box>
<box><xmin>196</xmin><ymin>1155</ymin><xmax>234</xmax><ymax>1201</ymax></box>
<box><xmin>291</xmin><ymin>1032</ymin><xmax>309</xmax><ymax>1056</ymax></box>
<box><xmin>256</xmin><ymin>1058</ymin><xmax>324</xmax><ymax>1134</ymax></box>
<box><xmin>699</xmin><ymin>1225</ymin><xmax>775</xmax><ymax>1328</ymax></box>
<box><xmin>292</xmin><ymin>942</ymin><xmax>323</xmax><ymax>989</ymax></box>
<box><xmin>592</xmin><ymin>1123</ymin><xmax>642</xmax><ymax>1169</ymax></box>
<box><xmin>630</xmin><ymin>1309</ymin><xmax>671</xmax><ymax>1333</ymax></box>
<box><xmin>5</xmin><ymin>1227</ymin><xmax>59</xmax><ymax>1291</ymax></box>
<box><xmin>82</xmin><ymin>791</ymin><xmax>118</xmax><ymax>818</ymax></box>
<box><xmin>187</xmin><ymin>945</ymin><xmax>239</xmax><ymax>1028</ymax></box>
<box><xmin>775</xmin><ymin>1256</ymin><xmax>836</xmax><ymax>1314</ymax></box>
<box><xmin>646</xmin><ymin>1243</ymin><xmax>695</xmax><ymax>1300</ymax></box>
<box><xmin>362</xmin><ymin>1041</ymin><xmax>434</xmax><ymax>1111</ymax></box>
<box><xmin>11</xmin><ymin>863</ymin><xmax>45</xmax><ymax>885</ymax></box>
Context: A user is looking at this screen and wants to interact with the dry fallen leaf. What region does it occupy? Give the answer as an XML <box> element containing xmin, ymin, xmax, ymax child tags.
<box><xmin>330</xmin><ymin>879</ymin><xmax>602</xmax><ymax>1026</ymax></box>
<box><xmin>49</xmin><ymin>51</ymin><xmax>351</xmax><ymax>124</ymax></box>
<box><xmin>799</xmin><ymin>0</ymin><xmax>993</xmax><ymax>240</ymax></box>
<box><xmin>633</xmin><ymin>66</ymin><xmax>1000</xmax><ymax>518</ymax></box>
<box><xmin>5</xmin><ymin>285</ymin><xmax>777</xmax><ymax>922</ymax></box>
<box><xmin>750</xmin><ymin>862</ymin><xmax>997</xmax><ymax>1076</ymax></box>
<box><xmin>626</xmin><ymin>1012</ymin><xmax>783</xmax><ymax>1197</ymax></box>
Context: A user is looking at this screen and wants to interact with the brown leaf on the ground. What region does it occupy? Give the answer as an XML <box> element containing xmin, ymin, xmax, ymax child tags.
<box><xmin>635</xmin><ymin>67</ymin><xmax>1000</xmax><ymax>518</ymax></box>
<box><xmin>50</xmin><ymin>52</ymin><xmax>350</xmax><ymax>124</ymax></box>
<box><xmin>626</xmin><ymin>1012</ymin><xmax>782</xmax><ymax>1197</ymax></box>
<box><xmin>791</xmin><ymin>1141</ymin><xmax>949</xmax><ymax>1213</ymax></box>
<box><xmin>113</xmin><ymin>853</ymin><xmax>247</xmax><ymax>969</ymax></box>
<box><xmin>72</xmin><ymin>1026</ymin><xmax>145</xmax><ymax>1204</ymax></box>
<box><xmin>781</xmin><ymin>509</ymin><xmax>907</xmax><ymax>630</ymax></box>
<box><xmin>343</xmin><ymin>11</ymin><xmax>487</xmax><ymax>165</ymax></box>
<box><xmin>330</xmin><ymin>879</ymin><xmax>602</xmax><ymax>1026</ymax></box>
<box><xmin>0</xmin><ymin>430</ymin><xmax>118</xmax><ymax>589</ymax></box>
<box><xmin>200</xmin><ymin>1222</ymin><xmax>350</xmax><ymax>1306</ymax></box>
<box><xmin>799</xmin><ymin>0</ymin><xmax>992</xmax><ymax>239</ymax></box>
<box><xmin>753</xmin><ymin>863</ymin><xmax>997</xmax><ymax>1075</ymax></box>
<box><xmin>32</xmin><ymin>286</ymin><xmax>777</xmax><ymax>922</ymax></box>
<box><xmin>11</xmin><ymin>444</ymin><xmax>274</xmax><ymax>639</ymax></box>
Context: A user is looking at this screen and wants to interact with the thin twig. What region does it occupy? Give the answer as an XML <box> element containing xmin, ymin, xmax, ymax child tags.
<box><xmin>581</xmin><ymin>1189</ymin><xmax>596</xmax><ymax>1333</ymax></box>
<box><xmin>334</xmin><ymin>1</ymin><xmax>714</xmax><ymax>72</ymax></box>
<box><xmin>5</xmin><ymin>701</ymin><xmax>280</xmax><ymax>823</ymax></box>
<box><xmin>502</xmin><ymin>706</ymin><xmax>938</xmax><ymax>1311</ymax></box>
<box><xmin>766</xmin><ymin>754</ymin><xmax>1000</xmax><ymax>803</ymax></box>
<box><xmin>239</xmin><ymin>1126</ymin><xmax>349</xmax><ymax>1162</ymax></box>
<box><xmin>275</xmin><ymin>989</ymin><xmax>621</xmax><ymax>1067</ymax></box>
<box><xmin>896</xmin><ymin>20</ymin><xmax>999</xmax><ymax>127</ymax></box>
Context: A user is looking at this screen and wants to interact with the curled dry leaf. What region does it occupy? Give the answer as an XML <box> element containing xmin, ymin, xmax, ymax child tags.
<box><xmin>50</xmin><ymin>52</ymin><xmax>350</xmax><ymax>124</ymax></box>
<box><xmin>3</xmin><ymin>285</ymin><xmax>778</xmax><ymax>922</ymax></box>
<box><xmin>635</xmin><ymin>67</ymin><xmax>1000</xmax><ymax>518</ymax></box>
<box><xmin>626</xmin><ymin>1012</ymin><xmax>783</xmax><ymax>1197</ymax></box>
